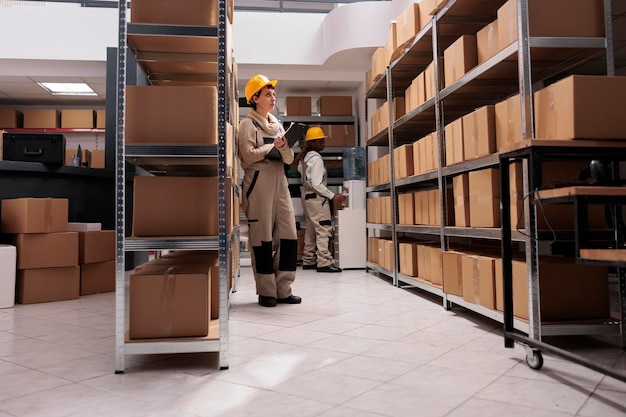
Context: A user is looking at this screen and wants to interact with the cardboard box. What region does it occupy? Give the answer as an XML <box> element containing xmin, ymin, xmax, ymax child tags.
<box><xmin>444</xmin><ymin>117</ymin><xmax>463</xmax><ymax>166</ymax></box>
<box><xmin>442</xmin><ymin>250</ymin><xmax>463</xmax><ymax>296</ymax></box>
<box><xmin>393</xmin><ymin>143</ymin><xmax>414</xmax><ymax>179</ymax></box>
<box><xmin>79</xmin><ymin>230</ymin><xmax>115</xmax><ymax>264</ymax></box>
<box><xmin>317</xmin><ymin>96</ymin><xmax>353</xmax><ymax>116</ymax></box>
<box><xmin>417</xmin><ymin>244</ymin><xmax>432</xmax><ymax>281</ymax></box>
<box><xmin>80</xmin><ymin>260</ymin><xmax>115</xmax><ymax>295</ymax></box>
<box><xmin>90</xmin><ymin>149</ymin><xmax>105</xmax><ymax>169</ymax></box>
<box><xmin>534</xmin><ymin>75</ymin><xmax>626</xmax><ymax>140</ymax></box>
<box><xmin>1</xmin><ymin>198</ymin><xmax>68</xmax><ymax>234</ymax></box>
<box><xmin>494</xmin><ymin>257</ymin><xmax>609</xmax><ymax>321</ymax></box>
<box><xmin>68</xmin><ymin>222</ymin><xmax>102</xmax><ymax>232</ymax></box>
<box><xmin>17</xmin><ymin>266</ymin><xmax>80</xmax><ymax>304</ymax></box>
<box><xmin>495</xmin><ymin>94</ymin><xmax>521</xmax><ymax>151</ymax></box>
<box><xmin>462</xmin><ymin>105</ymin><xmax>496</xmax><ymax>160</ymax></box>
<box><xmin>0</xmin><ymin>109</ymin><xmax>23</xmax><ymax>128</ymax></box>
<box><xmin>96</xmin><ymin>109</ymin><xmax>106</xmax><ymax>129</ymax></box>
<box><xmin>133</xmin><ymin>176</ymin><xmax>218</xmax><ymax>237</ymax></box>
<box><xmin>23</xmin><ymin>109</ymin><xmax>60</xmax><ymax>129</ymax></box>
<box><xmin>130</xmin><ymin>0</ymin><xmax>218</xmax><ymax>25</ymax></box>
<box><xmin>15</xmin><ymin>232</ymin><xmax>78</xmax><ymax>269</ymax></box>
<box><xmin>477</xmin><ymin>20</ymin><xmax>500</xmax><ymax>64</ymax></box>
<box><xmin>462</xmin><ymin>253</ymin><xmax>495</xmax><ymax>308</ymax></box>
<box><xmin>395</xmin><ymin>3</ymin><xmax>420</xmax><ymax>49</ymax></box>
<box><xmin>443</xmin><ymin>35</ymin><xmax>477</xmax><ymax>88</ymax></box>
<box><xmin>61</xmin><ymin>109</ymin><xmax>95</xmax><ymax>129</ymax></box>
<box><xmin>285</xmin><ymin>97</ymin><xmax>312</xmax><ymax>116</ymax></box>
<box><xmin>498</xmin><ymin>0</ymin><xmax>604</xmax><ymax>50</ymax></box>
<box><xmin>398</xmin><ymin>192</ymin><xmax>415</xmax><ymax>225</ymax></box>
<box><xmin>399</xmin><ymin>241</ymin><xmax>418</xmax><ymax>277</ymax></box>
<box><xmin>428</xmin><ymin>246</ymin><xmax>443</xmax><ymax>286</ymax></box>
<box><xmin>453</xmin><ymin>174</ymin><xmax>470</xmax><ymax>227</ymax></box>
<box><xmin>126</xmin><ymin>86</ymin><xmax>217</xmax><ymax>144</ymax></box>
<box><xmin>326</xmin><ymin>124</ymin><xmax>356</xmax><ymax>147</ymax></box>
<box><xmin>469</xmin><ymin>168</ymin><xmax>500</xmax><ymax>228</ymax></box>
<box><xmin>419</xmin><ymin>0</ymin><xmax>448</xmax><ymax>29</ymax></box>
<box><xmin>129</xmin><ymin>263</ymin><xmax>211</xmax><ymax>339</ymax></box>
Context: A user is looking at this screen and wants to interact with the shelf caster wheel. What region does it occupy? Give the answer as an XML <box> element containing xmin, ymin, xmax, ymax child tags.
<box><xmin>525</xmin><ymin>348</ymin><xmax>543</xmax><ymax>370</ymax></box>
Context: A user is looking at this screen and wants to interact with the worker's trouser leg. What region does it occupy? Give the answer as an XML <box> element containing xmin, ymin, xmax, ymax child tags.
<box><xmin>303</xmin><ymin>194</ymin><xmax>334</xmax><ymax>268</ymax></box>
<box><xmin>243</xmin><ymin>169</ymin><xmax>297</xmax><ymax>299</ymax></box>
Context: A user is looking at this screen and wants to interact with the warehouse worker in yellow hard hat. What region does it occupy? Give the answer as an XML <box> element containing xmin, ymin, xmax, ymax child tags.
<box><xmin>297</xmin><ymin>126</ymin><xmax>346</xmax><ymax>273</ymax></box>
<box><xmin>238</xmin><ymin>74</ymin><xmax>300</xmax><ymax>307</ymax></box>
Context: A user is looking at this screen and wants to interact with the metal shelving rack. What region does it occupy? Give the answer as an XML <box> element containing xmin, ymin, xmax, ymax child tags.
<box><xmin>365</xmin><ymin>0</ymin><xmax>620</xmax><ymax>343</ymax></box>
<box><xmin>114</xmin><ymin>0</ymin><xmax>234</xmax><ymax>373</ymax></box>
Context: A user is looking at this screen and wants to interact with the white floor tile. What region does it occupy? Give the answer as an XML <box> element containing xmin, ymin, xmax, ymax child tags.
<box><xmin>0</xmin><ymin>264</ymin><xmax>623</xmax><ymax>417</ymax></box>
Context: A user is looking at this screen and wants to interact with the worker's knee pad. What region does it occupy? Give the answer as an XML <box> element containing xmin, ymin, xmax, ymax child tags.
<box><xmin>278</xmin><ymin>238</ymin><xmax>298</xmax><ymax>271</ymax></box>
<box><xmin>252</xmin><ymin>240</ymin><xmax>274</xmax><ymax>274</ymax></box>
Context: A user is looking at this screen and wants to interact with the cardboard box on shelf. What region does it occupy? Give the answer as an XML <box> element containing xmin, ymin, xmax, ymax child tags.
<box><xmin>285</xmin><ymin>97</ymin><xmax>312</xmax><ymax>116</ymax></box>
<box><xmin>393</xmin><ymin>143</ymin><xmax>414</xmax><ymax>180</ymax></box>
<box><xmin>497</xmin><ymin>0</ymin><xmax>604</xmax><ymax>50</ymax></box>
<box><xmin>494</xmin><ymin>257</ymin><xmax>610</xmax><ymax>321</ymax></box>
<box><xmin>468</xmin><ymin>168</ymin><xmax>500</xmax><ymax>228</ymax></box>
<box><xmin>15</xmin><ymin>232</ymin><xmax>78</xmax><ymax>269</ymax></box>
<box><xmin>80</xmin><ymin>260</ymin><xmax>115</xmax><ymax>295</ymax></box>
<box><xmin>133</xmin><ymin>176</ymin><xmax>218</xmax><ymax>237</ymax></box>
<box><xmin>96</xmin><ymin>110</ymin><xmax>106</xmax><ymax>129</ymax></box>
<box><xmin>462</xmin><ymin>253</ymin><xmax>495</xmax><ymax>308</ymax></box>
<box><xmin>444</xmin><ymin>117</ymin><xmax>464</xmax><ymax>166</ymax></box>
<box><xmin>68</xmin><ymin>222</ymin><xmax>102</xmax><ymax>232</ymax></box>
<box><xmin>462</xmin><ymin>105</ymin><xmax>496</xmax><ymax>160</ymax></box>
<box><xmin>399</xmin><ymin>241</ymin><xmax>418</xmax><ymax>277</ymax></box>
<box><xmin>130</xmin><ymin>0</ymin><xmax>218</xmax><ymax>26</ymax></box>
<box><xmin>1</xmin><ymin>198</ymin><xmax>68</xmax><ymax>234</ymax></box>
<box><xmin>453</xmin><ymin>173</ymin><xmax>470</xmax><ymax>227</ymax></box>
<box><xmin>476</xmin><ymin>19</ymin><xmax>500</xmax><ymax>64</ymax></box>
<box><xmin>442</xmin><ymin>250</ymin><xmax>463</xmax><ymax>296</ymax></box>
<box><xmin>23</xmin><ymin>109</ymin><xmax>60</xmax><ymax>129</ymax></box>
<box><xmin>443</xmin><ymin>35</ymin><xmax>477</xmax><ymax>88</ymax></box>
<box><xmin>126</xmin><ymin>86</ymin><xmax>217</xmax><ymax>144</ymax></box>
<box><xmin>317</xmin><ymin>96</ymin><xmax>353</xmax><ymax>116</ymax></box>
<box><xmin>0</xmin><ymin>109</ymin><xmax>23</xmax><ymax>128</ymax></box>
<box><xmin>129</xmin><ymin>262</ymin><xmax>211</xmax><ymax>339</ymax></box>
<box><xmin>61</xmin><ymin>109</ymin><xmax>95</xmax><ymax>129</ymax></box>
<box><xmin>395</xmin><ymin>3</ymin><xmax>420</xmax><ymax>49</ymax></box>
<box><xmin>90</xmin><ymin>149</ymin><xmax>105</xmax><ymax>168</ymax></box>
<box><xmin>534</xmin><ymin>75</ymin><xmax>626</xmax><ymax>140</ymax></box>
<box><xmin>17</xmin><ymin>266</ymin><xmax>80</xmax><ymax>304</ymax></box>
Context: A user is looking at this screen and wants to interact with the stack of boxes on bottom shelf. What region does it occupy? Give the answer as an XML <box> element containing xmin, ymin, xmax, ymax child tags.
<box><xmin>0</xmin><ymin>197</ymin><xmax>114</xmax><ymax>305</ymax></box>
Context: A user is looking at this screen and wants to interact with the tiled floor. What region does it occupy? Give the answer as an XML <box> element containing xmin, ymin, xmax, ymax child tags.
<box><xmin>0</xmin><ymin>266</ymin><xmax>625</xmax><ymax>417</ymax></box>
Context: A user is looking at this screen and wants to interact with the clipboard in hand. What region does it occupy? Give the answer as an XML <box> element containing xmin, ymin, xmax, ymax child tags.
<box><xmin>263</xmin><ymin>137</ymin><xmax>283</xmax><ymax>161</ymax></box>
<box><xmin>283</xmin><ymin>122</ymin><xmax>308</xmax><ymax>148</ymax></box>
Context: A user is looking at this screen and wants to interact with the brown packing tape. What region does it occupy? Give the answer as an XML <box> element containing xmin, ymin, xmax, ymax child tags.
<box><xmin>160</xmin><ymin>268</ymin><xmax>178</xmax><ymax>336</ymax></box>
<box><xmin>472</xmin><ymin>258</ymin><xmax>480</xmax><ymax>304</ymax></box>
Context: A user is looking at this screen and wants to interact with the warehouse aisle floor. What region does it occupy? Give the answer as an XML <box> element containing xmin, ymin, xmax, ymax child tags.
<box><xmin>0</xmin><ymin>266</ymin><xmax>625</xmax><ymax>417</ymax></box>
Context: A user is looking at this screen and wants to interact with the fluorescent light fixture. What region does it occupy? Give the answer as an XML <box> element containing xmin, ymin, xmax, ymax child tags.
<box><xmin>38</xmin><ymin>82</ymin><xmax>97</xmax><ymax>96</ymax></box>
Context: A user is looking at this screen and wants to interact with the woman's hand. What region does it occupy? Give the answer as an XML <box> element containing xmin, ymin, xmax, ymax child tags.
<box><xmin>273</xmin><ymin>135</ymin><xmax>286</xmax><ymax>148</ymax></box>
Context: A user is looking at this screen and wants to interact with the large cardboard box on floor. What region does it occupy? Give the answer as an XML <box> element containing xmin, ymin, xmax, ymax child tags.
<box><xmin>0</xmin><ymin>109</ymin><xmax>23</xmax><ymax>128</ymax></box>
<box><xmin>130</xmin><ymin>0</ymin><xmax>218</xmax><ymax>26</ymax></box>
<box><xmin>126</xmin><ymin>86</ymin><xmax>217</xmax><ymax>144</ymax></box>
<box><xmin>79</xmin><ymin>230</ymin><xmax>115</xmax><ymax>264</ymax></box>
<box><xmin>61</xmin><ymin>109</ymin><xmax>95</xmax><ymax>129</ymax></box>
<box><xmin>133</xmin><ymin>176</ymin><xmax>218</xmax><ymax>237</ymax></box>
<box><xmin>23</xmin><ymin>109</ymin><xmax>60</xmax><ymax>129</ymax></box>
<box><xmin>534</xmin><ymin>75</ymin><xmax>626</xmax><ymax>140</ymax></box>
<box><xmin>17</xmin><ymin>266</ymin><xmax>80</xmax><ymax>304</ymax></box>
<box><xmin>80</xmin><ymin>260</ymin><xmax>115</xmax><ymax>295</ymax></box>
<box><xmin>497</xmin><ymin>0</ymin><xmax>604</xmax><ymax>51</ymax></box>
<box><xmin>1</xmin><ymin>198</ymin><xmax>68</xmax><ymax>234</ymax></box>
<box><xmin>129</xmin><ymin>262</ymin><xmax>211</xmax><ymax>339</ymax></box>
<box><xmin>15</xmin><ymin>232</ymin><xmax>78</xmax><ymax>269</ymax></box>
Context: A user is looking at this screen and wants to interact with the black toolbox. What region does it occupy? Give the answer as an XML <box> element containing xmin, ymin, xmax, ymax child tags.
<box><xmin>2</xmin><ymin>132</ymin><xmax>66</xmax><ymax>165</ymax></box>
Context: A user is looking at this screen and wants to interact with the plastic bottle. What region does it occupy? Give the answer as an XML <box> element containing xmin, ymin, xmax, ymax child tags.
<box><xmin>342</xmin><ymin>146</ymin><xmax>366</xmax><ymax>180</ymax></box>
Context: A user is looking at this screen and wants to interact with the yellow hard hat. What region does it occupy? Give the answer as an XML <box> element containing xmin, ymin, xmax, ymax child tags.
<box><xmin>245</xmin><ymin>74</ymin><xmax>278</xmax><ymax>104</ymax></box>
<box><xmin>305</xmin><ymin>126</ymin><xmax>328</xmax><ymax>141</ymax></box>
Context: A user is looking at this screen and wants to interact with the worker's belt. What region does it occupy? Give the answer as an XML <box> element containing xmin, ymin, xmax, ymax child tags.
<box><xmin>305</xmin><ymin>193</ymin><xmax>317</xmax><ymax>200</ymax></box>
